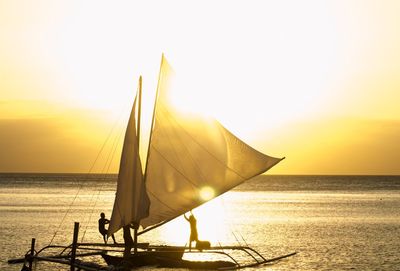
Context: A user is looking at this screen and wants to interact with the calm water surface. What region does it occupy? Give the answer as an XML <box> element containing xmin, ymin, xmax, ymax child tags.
<box><xmin>1</xmin><ymin>174</ymin><xmax>399</xmax><ymax>270</ymax></box>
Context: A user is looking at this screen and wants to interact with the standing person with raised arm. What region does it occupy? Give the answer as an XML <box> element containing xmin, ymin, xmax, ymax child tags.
<box><xmin>184</xmin><ymin>211</ymin><xmax>198</xmax><ymax>251</ymax></box>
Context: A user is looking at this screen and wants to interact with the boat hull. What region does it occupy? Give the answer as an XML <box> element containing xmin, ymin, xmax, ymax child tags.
<box><xmin>157</xmin><ymin>257</ymin><xmax>237</xmax><ymax>269</ymax></box>
<box><xmin>101</xmin><ymin>246</ymin><xmax>185</xmax><ymax>267</ymax></box>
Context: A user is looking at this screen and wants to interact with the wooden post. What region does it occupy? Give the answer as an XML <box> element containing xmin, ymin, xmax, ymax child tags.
<box><xmin>70</xmin><ymin>222</ymin><xmax>79</xmax><ymax>271</ymax></box>
<box><xmin>133</xmin><ymin>228</ymin><xmax>138</xmax><ymax>253</ymax></box>
<box><xmin>28</xmin><ymin>238</ymin><xmax>35</xmax><ymax>270</ymax></box>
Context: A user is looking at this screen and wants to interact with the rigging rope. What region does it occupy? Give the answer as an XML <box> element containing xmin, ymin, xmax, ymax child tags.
<box><xmin>238</xmin><ymin>231</ymin><xmax>249</xmax><ymax>247</ymax></box>
<box><xmin>80</xmin><ymin>123</ymin><xmax>125</xmax><ymax>242</ymax></box>
<box><xmin>79</xmin><ymin>131</ymin><xmax>121</xmax><ymax>242</ymax></box>
<box><xmin>219</xmin><ymin>194</ymin><xmax>252</xmax><ymax>248</ymax></box>
<box><xmin>79</xmin><ymin>100</ymin><xmax>132</xmax><ymax>243</ymax></box>
<box><xmin>48</xmin><ymin>105</ymin><xmax>128</xmax><ymax>246</ymax></box>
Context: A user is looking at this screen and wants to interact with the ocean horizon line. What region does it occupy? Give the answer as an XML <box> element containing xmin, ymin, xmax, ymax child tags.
<box><xmin>0</xmin><ymin>172</ymin><xmax>399</xmax><ymax>177</ymax></box>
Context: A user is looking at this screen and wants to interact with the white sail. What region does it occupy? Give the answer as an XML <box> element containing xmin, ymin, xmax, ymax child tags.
<box><xmin>108</xmin><ymin>91</ymin><xmax>150</xmax><ymax>235</ymax></box>
<box><xmin>140</xmin><ymin>57</ymin><xmax>282</xmax><ymax>228</ymax></box>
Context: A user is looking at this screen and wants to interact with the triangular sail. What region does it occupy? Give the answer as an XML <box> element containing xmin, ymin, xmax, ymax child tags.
<box><xmin>108</xmin><ymin>89</ymin><xmax>150</xmax><ymax>235</ymax></box>
<box><xmin>140</xmin><ymin>57</ymin><xmax>282</xmax><ymax>229</ymax></box>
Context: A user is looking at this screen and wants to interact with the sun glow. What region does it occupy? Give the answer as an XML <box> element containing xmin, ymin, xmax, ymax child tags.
<box><xmin>199</xmin><ymin>186</ymin><xmax>215</xmax><ymax>201</ymax></box>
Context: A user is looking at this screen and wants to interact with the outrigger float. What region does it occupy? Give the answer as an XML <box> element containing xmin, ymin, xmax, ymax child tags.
<box><xmin>8</xmin><ymin>222</ymin><xmax>296</xmax><ymax>270</ymax></box>
<box><xmin>8</xmin><ymin>56</ymin><xmax>296</xmax><ymax>270</ymax></box>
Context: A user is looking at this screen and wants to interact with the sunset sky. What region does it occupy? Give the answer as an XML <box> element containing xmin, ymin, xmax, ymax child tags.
<box><xmin>1</xmin><ymin>0</ymin><xmax>399</xmax><ymax>174</ymax></box>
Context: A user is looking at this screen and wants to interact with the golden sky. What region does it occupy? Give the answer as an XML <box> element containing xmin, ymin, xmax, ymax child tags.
<box><xmin>1</xmin><ymin>0</ymin><xmax>399</xmax><ymax>174</ymax></box>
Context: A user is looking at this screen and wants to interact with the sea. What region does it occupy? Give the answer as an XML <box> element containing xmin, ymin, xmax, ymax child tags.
<box><xmin>1</xmin><ymin>174</ymin><xmax>399</xmax><ymax>271</ymax></box>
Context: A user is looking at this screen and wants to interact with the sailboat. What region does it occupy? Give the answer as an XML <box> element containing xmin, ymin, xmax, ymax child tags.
<box><xmin>8</xmin><ymin>55</ymin><xmax>296</xmax><ymax>271</ymax></box>
<box><xmin>100</xmin><ymin>55</ymin><xmax>289</xmax><ymax>268</ymax></box>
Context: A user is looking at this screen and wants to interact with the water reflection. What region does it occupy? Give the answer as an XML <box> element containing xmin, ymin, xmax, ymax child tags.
<box><xmin>1</xmin><ymin>175</ymin><xmax>400</xmax><ymax>271</ymax></box>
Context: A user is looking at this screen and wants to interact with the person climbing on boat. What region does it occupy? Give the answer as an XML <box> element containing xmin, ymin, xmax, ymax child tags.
<box><xmin>184</xmin><ymin>211</ymin><xmax>198</xmax><ymax>251</ymax></box>
<box><xmin>123</xmin><ymin>223</ymin><xmax>135</xmax><ymax>258</ymax></box>
<box><xmin>98</xmin><ymin>212</ymin><xmax>117</xmax><ymax>244</ymax></box>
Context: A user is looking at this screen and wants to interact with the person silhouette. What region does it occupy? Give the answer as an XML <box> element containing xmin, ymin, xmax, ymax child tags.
<box><xmin>123</xmin><ymin>223</ymin><xmax>138</xmax><ymax>258</ymax></box>
<box><xmin>184</xmin><ymin>211</ymin><xmax>198</xmax><ymax>251</ymax></box>
<box><xmin>98</xmin><ymin>212</ymin><xmax>117</xmax><ymax>244</ymax></box>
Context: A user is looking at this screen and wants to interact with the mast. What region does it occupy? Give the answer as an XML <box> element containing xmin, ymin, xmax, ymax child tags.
<box><xmin>133</xmin><ymin>75</ymin><xmax>142</xmax><ymax>254</ymax></box>
<box><xmin>136</xmin><ymin>54</ymin><xmax>164</xmax><ymax>236</ymax></box>
<box><xmin>137</xmin><ymin>75</ymin><xmax>142</xmax><ymax>149</ymax></box>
